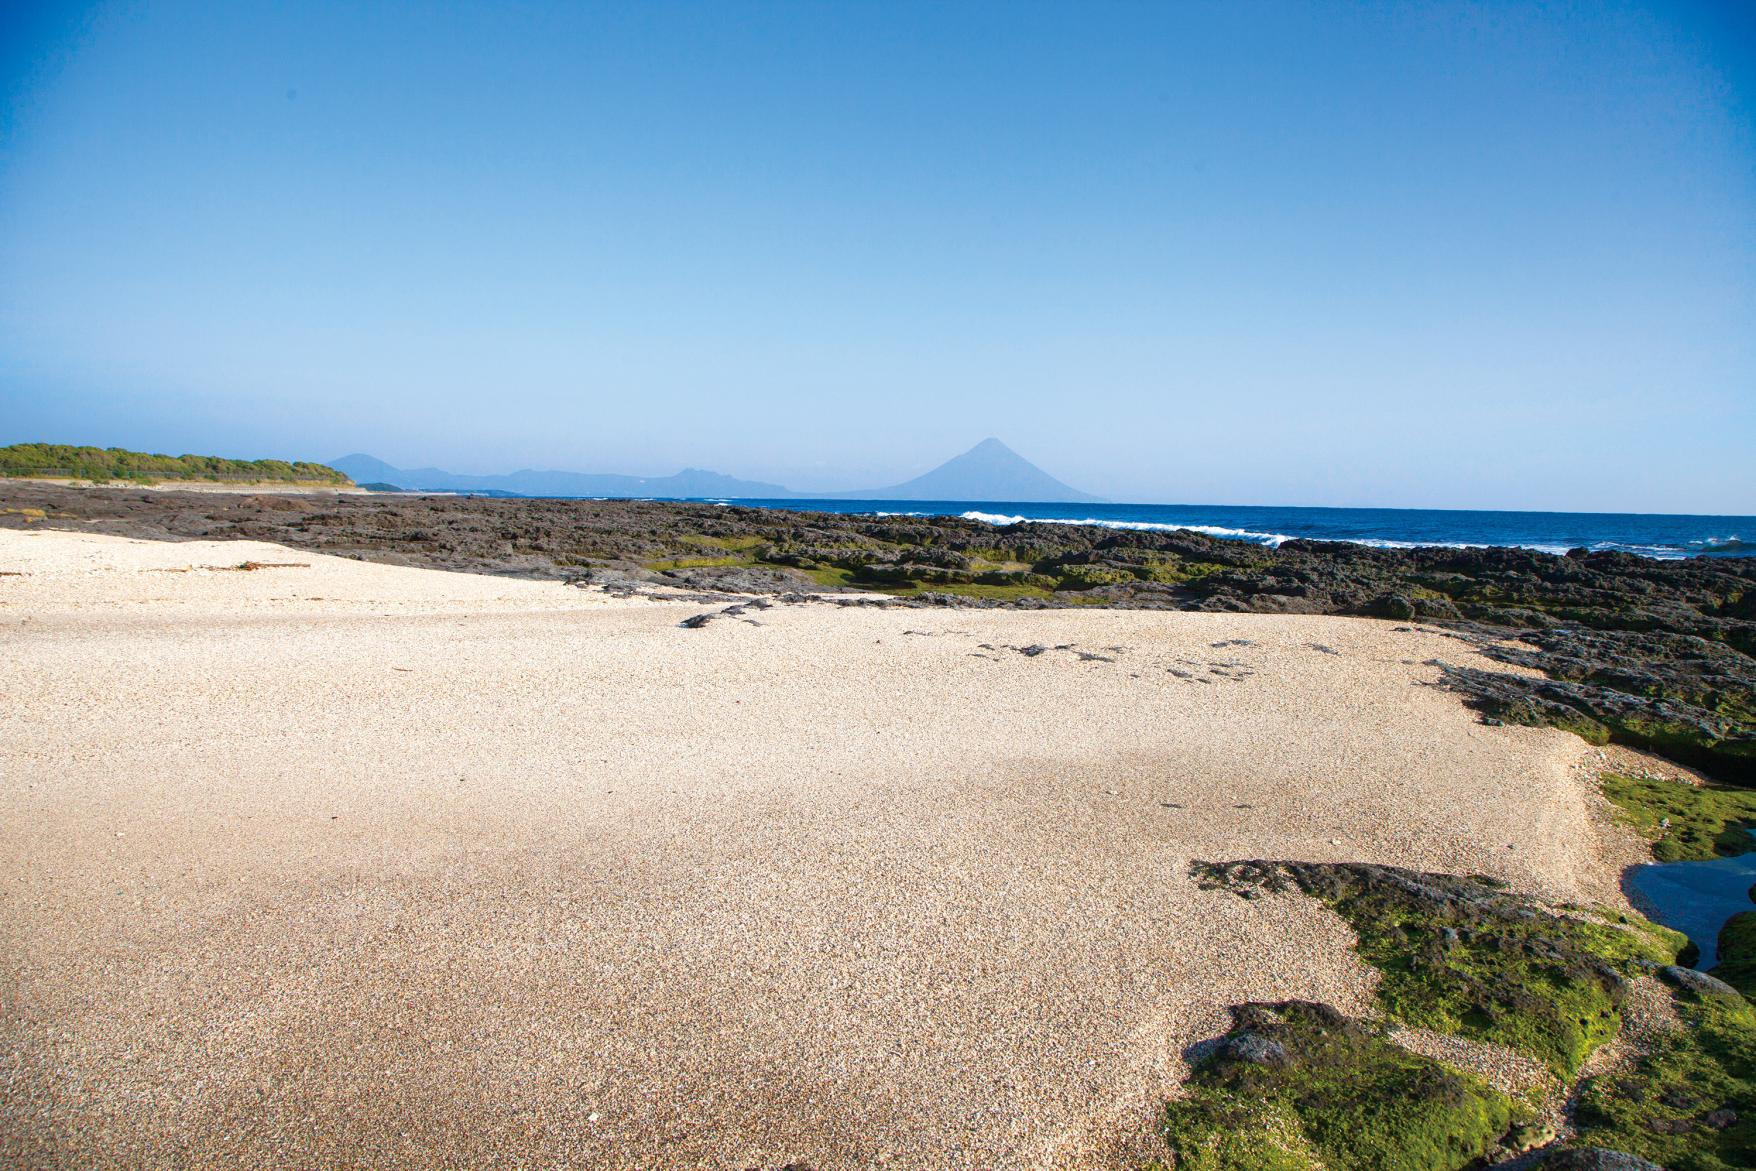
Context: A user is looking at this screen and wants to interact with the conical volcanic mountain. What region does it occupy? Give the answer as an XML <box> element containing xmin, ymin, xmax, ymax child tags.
<box><xmin>836</xmin><ymin>438</ymin><xmax>1102</xmax><ymax>503</ymax></box>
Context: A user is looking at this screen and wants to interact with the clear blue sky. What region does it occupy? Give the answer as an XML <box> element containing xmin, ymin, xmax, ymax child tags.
<box><xmin>2</xmin><ymin>1</ymin><xmax>1752</xmax><ymax>511</ymax></box>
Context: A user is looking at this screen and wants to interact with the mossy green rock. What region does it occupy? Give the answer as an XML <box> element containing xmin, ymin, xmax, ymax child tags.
<box><xmin>1575</xmin><ymin>990</ymin><xmax>1756</xmax><ymax>1171</ymax></box>
<box><xmin>1193</xmin><ymin>861</ymin><xmax>1687</xmax><ymax>1077</ymax></box>
<box><xmin>1160</xmin><ymin>1001</ymin><xmax>1513</xmax><ymax>1171</ymax></box>
<box><xmin>1600</xmin><ymin>773</ymin><xmax>1756</xmax><ymax>862</ymax></box>
<box><xmin>1053</xmin><ymin>563</ymin><xmax>1134</xmax><ymax>589</ymax></box>
<box><xmin>1712</xmin><ymin>911</ymin><xmax>1756</xmax><ymax>998</ymax></box>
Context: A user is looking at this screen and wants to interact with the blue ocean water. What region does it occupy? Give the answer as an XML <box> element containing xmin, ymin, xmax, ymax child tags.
<box><xmin>711</xmin><ymin>498</ymin><xmax>1755</xmax><ymax>560</ymax></box>
<box><xmin>1627</xmin><ymin>837</ymin><xmax>1756</xmax><ymax>969</ymax></box>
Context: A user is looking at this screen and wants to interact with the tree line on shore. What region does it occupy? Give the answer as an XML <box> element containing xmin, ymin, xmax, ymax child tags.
<box><xmin>0</xmin><ymin>443</ymin><xmax>349</xmax><ymax>485</ymax></box>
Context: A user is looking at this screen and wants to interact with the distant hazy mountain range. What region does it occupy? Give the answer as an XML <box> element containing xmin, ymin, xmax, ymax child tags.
<box><xmin>328</xmin><ymin>454</ymin><xmax>793</xmax><ymax>500</ymax></box>
<box><xmin>330</xmin><ymin>439</ymin><xmax>1103</xmax><ymax>504</ymax></box>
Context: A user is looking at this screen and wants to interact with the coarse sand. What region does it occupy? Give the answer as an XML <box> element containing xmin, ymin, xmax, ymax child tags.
<box><xmin>0</xmin><ymin>529</ymin><xmax>1624</xmax><ymax>1169</ymax></box>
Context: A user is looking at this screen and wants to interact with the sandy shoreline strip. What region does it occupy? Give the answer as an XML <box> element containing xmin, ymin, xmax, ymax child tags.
<box><xmin>0</xmin><ymin>528</ymin><xmax>1621</xmax><ymax>1169</ymax></box>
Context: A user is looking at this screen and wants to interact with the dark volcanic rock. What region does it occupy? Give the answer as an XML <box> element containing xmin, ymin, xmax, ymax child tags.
<box><xmin>1657</xmin><ymin>964</ymin><xmax>1744</xmax><ymax>1003</ymax></box>
<box><xmin>1217</xmin><ymin>1030</ymin><xmax>1288</xmax><ymax>1067</ymax></box>
<box><xmin>1539</xmin><ymin>1148</ymin><xmax>1665</xmax><ymax>1171</ymax></box>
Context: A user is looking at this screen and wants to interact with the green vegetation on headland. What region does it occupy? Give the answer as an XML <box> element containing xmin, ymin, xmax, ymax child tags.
<box><xmin>1180</xmin><ymin>859</ymin><xmax>1756</xmax><ymax>1170</ymax></box>
<box><xmin>0</xmin><ymin>443</ymin><xmax>350</xmax><ymax>485</ymax></box>
<box><xmin>1600</xmin><ymin>772</ymin><xmax>1756</xmax><ymax>862</ymax></box>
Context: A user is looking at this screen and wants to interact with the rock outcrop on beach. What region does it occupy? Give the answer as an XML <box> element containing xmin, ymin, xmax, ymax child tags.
<box><xmin>3</xmin><ymin>482</ymin><xmax>1752</xmax><ymax>782</ymax></box>
<box><xmin>1192</xmin><ymin>860</ymin><xmax>1756</xmax><ymax>1171</ymax></box>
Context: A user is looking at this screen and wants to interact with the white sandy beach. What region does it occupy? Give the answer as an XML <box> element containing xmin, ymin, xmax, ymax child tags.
<box><xmin>0</xmin><ymin>528</ymin><xmax>1623</xmax><ymax>1169</ymax></box>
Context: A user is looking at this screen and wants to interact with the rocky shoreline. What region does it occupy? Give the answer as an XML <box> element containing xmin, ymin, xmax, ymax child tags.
<box><xmin>5</xmin><ymin>482</ymin><xmax>1751</xmax><ymax>783</ymax></box>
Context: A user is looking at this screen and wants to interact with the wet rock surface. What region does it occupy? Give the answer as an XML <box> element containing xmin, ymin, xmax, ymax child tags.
<box><xmin>3</xmin><ymin>482</ymin><xmax>1751</xmax><ymax>779</ymax></box>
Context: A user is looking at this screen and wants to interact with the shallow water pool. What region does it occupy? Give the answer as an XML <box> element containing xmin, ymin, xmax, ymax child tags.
<box><xmin>1627</xmin><ymin>834</ymin><xmax>1756</xmax><ymax>969</ymax></box>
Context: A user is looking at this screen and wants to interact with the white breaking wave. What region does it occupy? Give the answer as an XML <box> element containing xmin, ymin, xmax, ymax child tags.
<box><xmin>955</xmin><ymin>511</ymin><xmax>1669</xmax><ymax>558</ymax></box>
<box><xmin>961</xmin><ymin>511</ymin><xmax>1297</xmax><ymax>546</ymax></box>
<box><xmin>1348</xmin><ymin>536</ymin><xmax>1577</xmax><ymax>556</ymax></box>
<box><xmin>1587</xmin><ymin>541</ymin><xmax>1692</xmax><ymax>560</ymax></box>
<box><xmin>957</xmin><ymin>511</ymin><xmax>1288</xmax><ymax>541</ymax></box>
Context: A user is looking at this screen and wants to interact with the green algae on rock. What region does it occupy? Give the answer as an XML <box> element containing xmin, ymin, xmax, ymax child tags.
<box><xmin>1192</xmin><ymin>861</ymin><xmax>1688</xmax><ymax>1078</ymax></box>
<box><xmin>1158</xmin><ymin>1001</ymin><xmax>1513</xmax><ymax>1171</ymax></box>
<box><xmin>1712</xmin><ymin>911</ymin><xmax>1756</xmax><ymax>998</ymax></box>
<box><xmin>1190</xmin><ymin>858</ymin><xmax>1756</xmax><ymax>1170</ymax></box>
<box><xmin>1572</xmin><ymin>976</ymin><xmax>1756</xmax><ymax>1171</ymax></box>
<box><xmin>1600</xmin><ymin>773</ymin><xmax>1756</xmax><ymax>863</ymax></box>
